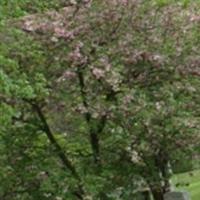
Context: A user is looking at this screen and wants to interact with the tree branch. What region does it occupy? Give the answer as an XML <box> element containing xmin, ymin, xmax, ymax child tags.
<box><xmin>25</xmin><ymin>99</ymin><xmax>86</xmax><ymax>199</ymax></box>
<box><xmin>77</xmin><ymin>68</ymin><xmax>103</xmax><ymax>165</ymax></box>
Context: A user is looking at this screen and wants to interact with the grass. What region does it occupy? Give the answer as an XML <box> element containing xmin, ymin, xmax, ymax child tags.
<box><xmin>172</xmin><ymin>169</ymin><xmax>200</xmax><ymax>200</ymax></box>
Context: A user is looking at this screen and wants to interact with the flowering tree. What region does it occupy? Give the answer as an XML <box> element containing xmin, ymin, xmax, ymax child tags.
<box><xmin>1</xmin><ymin>0</ymin><xmax>200</xmax><ymax>200</ymax></box>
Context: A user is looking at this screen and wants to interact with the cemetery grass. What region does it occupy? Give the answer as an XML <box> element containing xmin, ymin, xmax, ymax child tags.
<box><xmin>172</xmin><ymin>169</ymin><xmax>200</xmax><ymax>200</ymax></box>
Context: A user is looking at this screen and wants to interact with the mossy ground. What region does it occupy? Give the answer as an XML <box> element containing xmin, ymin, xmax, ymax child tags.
<box><xmin>173</xmin><ymin>170</ymin><xmax>200</xmax><ymax>200</ymax></box>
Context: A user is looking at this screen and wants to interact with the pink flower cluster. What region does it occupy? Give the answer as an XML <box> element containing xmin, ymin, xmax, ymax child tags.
<box><xmin>54</xmin><ymin>27</ymin><xmax>75</xmax><ymax>40</ymax></box>
<box><xmin>68</xmin><ymin>42</ymin><xmax>87</xmax><ymax>66</ymax></box>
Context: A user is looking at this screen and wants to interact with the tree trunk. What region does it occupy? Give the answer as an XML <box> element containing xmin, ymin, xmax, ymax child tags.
<box><xmin>150</xmin><ymin>187</ymin><xmax>164</xmax><ymax>200</ymax></box>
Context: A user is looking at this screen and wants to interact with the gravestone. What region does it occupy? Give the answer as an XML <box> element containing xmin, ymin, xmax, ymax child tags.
<box><xmin>164</xmin><ymin>191</ymin><xmax>190</xmax><ymax>200</ymax></box>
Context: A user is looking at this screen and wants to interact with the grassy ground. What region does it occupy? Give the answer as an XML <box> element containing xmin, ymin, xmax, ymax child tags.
<box><xmin>172</xmin><ymin>170</ymin><xmax>200</xmax><ymax>200</ymax></box>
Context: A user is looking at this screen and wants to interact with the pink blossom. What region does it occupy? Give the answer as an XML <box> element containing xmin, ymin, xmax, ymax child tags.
<box><xmin>190</xmin><ymin>15</ymin><xmax>200</xmax><ymax>22</ymax></box>
<box><xmin>54</xmin><ymin>27</ymin><xmax>75</xmax><ymax>40</ymax></box>
<box><xmin>92</xmin><ymin>68</ymin><xmax>105</xmax><ymax>79</ymax></box>
<box><xmin>121</xmin><ymin>0</ymin><xmax>128</xmax><ymax>6</ymax></box>
<box><xmin>99</xmin><ymin>57</ymin><xmax>112</xmax><ymax>71</ymax></box>
<box><xmin>54</xmin><ymin>27</ymin><xmax>66</xmax><ymax>36</ymax></box>
<box><xmin>123</xmin><ymin>94</ymin><xmax>133</xmax><ymax>104</ymax></box>
<box><xmin>63</xmin><ymin>71</ymin><xmax>76</xmax><ymax>79</ymax></box>
<box><xmin>23</xmin><ymin>20</ymin><xmax>35</xmax><ymax>31</ymax></box>
<box><xmin>57</xmin><ymin>71</ymin><xmax>76</xmax><ymax>82</ymax></box>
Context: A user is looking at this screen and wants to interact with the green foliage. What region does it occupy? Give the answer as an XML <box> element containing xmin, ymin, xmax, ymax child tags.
<box><xmin>0</xmin><ymin>1</ymin><xmax>200</xmax><ymax>200</ymax></box>
<box><xmin>0</xmin><ymin>0</ymin><xmax>71</xmax><ymax>20</ymax></box>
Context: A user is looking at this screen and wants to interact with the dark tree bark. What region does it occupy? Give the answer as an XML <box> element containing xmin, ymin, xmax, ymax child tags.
<box><xmin>150</xmin><ymin>186</ymin><xmax>164</xmax><ymax>200</ymax></box>
<box><xmin>25</xmin><ymin>99</ymin><xmax>86</xmax><ymax>200</ymax></box>
<box><xmin>77</xmin><ymin>68</ymin><xmax>102</xmax><ymax>165</ymax></box>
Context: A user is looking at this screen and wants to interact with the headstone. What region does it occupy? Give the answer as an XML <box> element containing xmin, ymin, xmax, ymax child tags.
<box><xmin>164</xmin><ymin>191</ymin><xmax>190</xmax><ymax>200</ymax></box>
